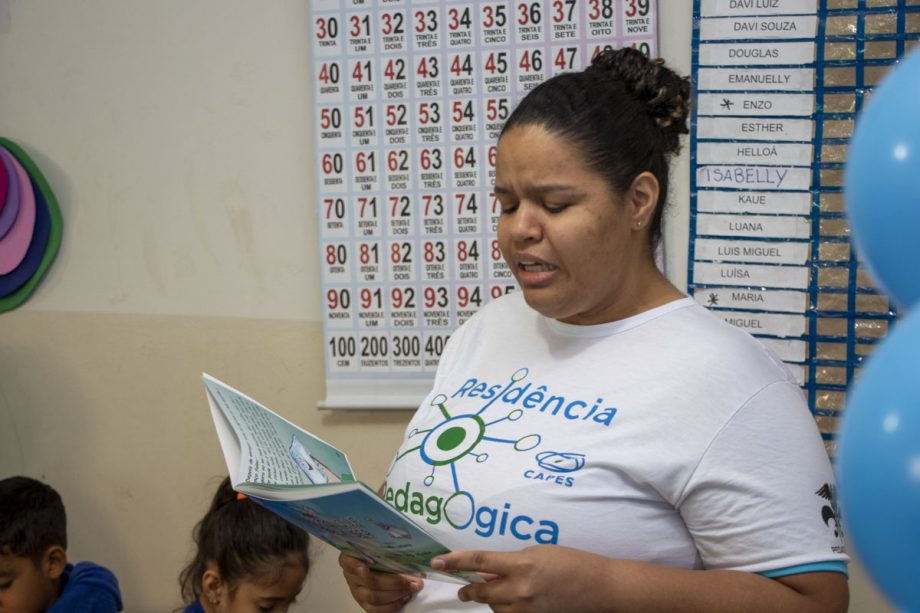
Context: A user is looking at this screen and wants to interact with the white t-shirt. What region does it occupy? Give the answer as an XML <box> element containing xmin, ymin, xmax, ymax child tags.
<box><xmin>384</xmin><ymin>294</ymin><xmax>847</xmax><ymax>611</ymax></box>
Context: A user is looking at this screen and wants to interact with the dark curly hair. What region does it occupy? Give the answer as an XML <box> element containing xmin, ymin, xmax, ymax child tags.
<box><xmin>501</xmin><ymin>47</ymin><xmax>691</xmax><ymax>247</ymax></box>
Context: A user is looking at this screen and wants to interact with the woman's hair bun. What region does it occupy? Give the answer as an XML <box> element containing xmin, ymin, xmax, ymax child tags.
<box><xmin>588</xmin><ymin>47</ymin><xmax>690</xmax><ymax>152</ymax></box>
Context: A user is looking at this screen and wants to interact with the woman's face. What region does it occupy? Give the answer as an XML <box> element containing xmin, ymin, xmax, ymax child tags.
<box><xmin>496</xmin><ymin>124</ymin><xmax>650</xmax><ymax>324</ymax></box>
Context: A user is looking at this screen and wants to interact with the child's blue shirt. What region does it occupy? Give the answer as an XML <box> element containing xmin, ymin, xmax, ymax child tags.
<box><xmin>48</xmin><ymin>561</ymin><xmax>123</xmax><ymax>612</ymax></box>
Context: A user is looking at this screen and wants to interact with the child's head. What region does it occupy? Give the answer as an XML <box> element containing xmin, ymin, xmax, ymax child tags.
<box><xmin>179</xmin><ymin>477</ymin><xmax>310</xmax><ymax>613</ymax></box>
<box><xmin>0</xmin><ymin>476</ymin><xmax>69</xmax><ymax>612</ymax></box>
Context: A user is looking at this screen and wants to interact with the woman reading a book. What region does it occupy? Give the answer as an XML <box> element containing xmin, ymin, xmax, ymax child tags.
<box><xmin>340</xmin><ymin>48</ymin><xmax>849</xmax><ymax>612</ymax></box>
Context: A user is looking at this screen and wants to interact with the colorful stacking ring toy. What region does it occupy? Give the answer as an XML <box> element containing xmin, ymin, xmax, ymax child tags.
<box><xmin>0</xmin><ymin>148</ymin><xmax>21</xmax><ymax>239</ymax></box>
<box><xmin>0</xmin><ymin>149</ymin><xmax>9</xmax><ymax>217</ymax></box>
<box><xmin>0</xmin><ymin>138</ymin><xmax>63</xmax><ymax>313</ymax></box>
<box><xmin>0</xmin><ymin>153</ymin><xmax>37</xmax><ymax>275</ymax></box>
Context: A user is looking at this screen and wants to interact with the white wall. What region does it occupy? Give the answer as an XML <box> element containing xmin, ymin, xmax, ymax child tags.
<box><xmin>0</xmin><ymin>0</ymin><xmax>319</xmax><ymax>320</ymax></box>
<box><xmin>0</xmin><ymin>1</ymin><xmax>890</xmax><ymax>611</ymax></box>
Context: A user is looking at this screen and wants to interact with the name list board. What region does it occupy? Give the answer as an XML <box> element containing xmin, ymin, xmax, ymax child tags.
<box><xmin>312</xmin><ymin>0</ymin><xmax>658</xmax><ymax>408</ymax></box>
<box><xmin>688</xmin><ymin>0</ymin><xmax>920</xmax><ymax>453</ymax></box>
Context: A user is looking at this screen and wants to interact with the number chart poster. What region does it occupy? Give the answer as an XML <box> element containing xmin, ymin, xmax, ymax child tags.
<box><xmin>312</xmin><ymin>0</ymin><xmax>658</xmax><ymax>408</ymax></box>
<box><xmin>687</xmin><ymin>0</ymin><xmax>919</xmax><ymax>452</ymax></box>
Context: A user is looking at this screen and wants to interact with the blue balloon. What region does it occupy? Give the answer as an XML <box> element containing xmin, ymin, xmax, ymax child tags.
<box><xmin>845</xmin><ymin>47</ymin><xmax>920</xmax><ymax>310</ymax></box>
<box><xmin>837</xmin><ymin>307</ymin><xmax>920</xmax><ymax>611</ymax></box>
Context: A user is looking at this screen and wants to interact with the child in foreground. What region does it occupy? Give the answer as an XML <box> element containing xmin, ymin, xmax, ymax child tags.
<box><xmin>178</xmin><ymin>477</ymin><xmax>311</xmax><ymax>613</ymax></box>
<box><xmin>0</xmin><ymin>475</ymin><xmax>123</xmax><ymax>612</ymax></box>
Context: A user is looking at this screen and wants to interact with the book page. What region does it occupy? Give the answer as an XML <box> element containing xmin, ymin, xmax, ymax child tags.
<box><xmin>226</xmin><ymin>390</ymin><xmax>311</xmax><ymax>486</ymax></box>
<box><xmin>204</xmin><ymin>375</ymin><xmax>354</xmax><ymax>486</ymax></box>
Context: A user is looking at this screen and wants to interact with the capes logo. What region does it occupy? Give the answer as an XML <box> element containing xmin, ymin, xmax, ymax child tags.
<box><xmin>523</xmin><ymin>451</ymin><xmax>586</xmax><ymax>488</ymax></box>
<box><xmin>536</xmin><ymin>451</ymin><xmax>585</xmax><ymax>473</ymax></box>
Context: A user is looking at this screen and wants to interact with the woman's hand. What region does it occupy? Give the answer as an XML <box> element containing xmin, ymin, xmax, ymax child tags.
<box><xmin>339</xmin><ymin>552</ymin><xmax>424</xmax><ymax>613</ymax></box>
<box><xmin>432</xmin><ymin>546</ymin><xmax>849</xmax><ymax>613</ymax></box>
<box><xmin>431</xmin><ymin>545</ymin><xmax>613</xmax><ymax>612</ymax></box>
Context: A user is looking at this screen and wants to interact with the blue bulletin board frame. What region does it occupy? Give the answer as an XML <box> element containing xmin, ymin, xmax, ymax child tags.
<box><xmin>687</xmin><ymin>0</ymin><xmax>919</xmax><ymax>453</ymax></box>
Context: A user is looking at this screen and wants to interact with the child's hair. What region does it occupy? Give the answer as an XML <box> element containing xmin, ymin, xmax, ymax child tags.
<box><xmin>178</xmin><ymin>477</ymin><xmax>310</xmax><ymax>604</ymax></box>
<box><xmin>0</xmin><ymin>476</ymin><xmax>67</xmax><ymax>564</ymax></box>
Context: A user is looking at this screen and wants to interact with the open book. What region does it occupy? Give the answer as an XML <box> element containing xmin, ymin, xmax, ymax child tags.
<box><xmin>202</xmin><ymin>373</ymin><xmax>481</xmax><ymax>584</ymax></box>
